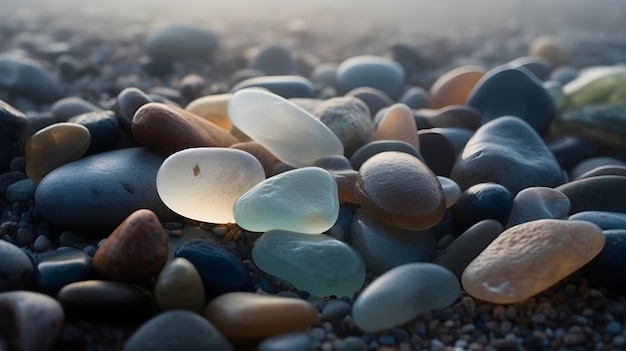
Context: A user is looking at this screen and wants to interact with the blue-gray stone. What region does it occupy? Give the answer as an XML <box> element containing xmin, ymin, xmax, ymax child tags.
<box><xmin>346</xmin><ymin>87</ymin><xmax>393</xmax><ymax>117</ymax></box>
<box><xmin>569</xmin><ymin>211</ymin><xmax>626</xmax><ymax>230</ymax></box>
<box><xmin>36</xmin><ymin>247</ymin><xmax>93</xmax><ymax>295</ymax></box>
<box><xmin>557</xmin><ymin>176</ymin><xmax>626</xmax><ymax>214</ymax></box>
<box><xmin>51</xmin><ymin>97</ymin><xmax>102</xmax><ymax>122</ymax></box>
<box><xmin>0</xmin><ymin>100</ymin><xmax>28</xmax><ymax>172</ymax></box>
<box><xmin>249</xmin><ymin>45</ymin><xmax>296</xmax><ymax>75</ymax></box>
<box><xmin>311</xmin><ymin>63</ymin><xmax>338</xmax><ymax>89</ymax></box>
<box><xmin>6</xmin><ymin>179</ymin><xmax>37</xmax><ymax>203</ymax></box>
<box><xmin>583</xmin><ymin>229</ymin><xmax>626</xmax><ymax>288</ymax></box>
<box><xmin>337</xmin><ymin>55</ymin><xmax>405</xmax><ymax>97</ymax></box>
<box><xmin>398</xmin><ymin>86</ymin><xmax>429</xmax><ymax>109</ymax></box>
<box><xmin>321</xmin><ymin>299</ymin><xmax>352</xmax><ymax>321</ymax></box>
<box><xmin>507</xmin><ymin>56</ymin><xmax>552</xmax><ymax>81</ymax></box>
<box><xmin>257</xmin><ymin>332</ymin><xmax>314</xmax><ymax>351</ymax></box>
<box><xmin>453</xmin><ymin>183</ymin><xmax>513</xmax><ymax>229</ymax></box>
<box><xmin>0</xmin><ymin>240</ymin><xmax>34</xmax><ymax>292</ymax></box>
<box><xmin>145</xmin><ymin>24</ymin><xmax>219</xmax><ymax>61</ymax></box>
<box><xmin>68</xmin><ymin>110</ymin><xmax>121</xmax><ymax>154</ymax></box>
<box><xmin>0</xmin><ymin>54</ymin><xmax>63</xmax><ymax>102</ymax></box>
<box><xmin>231</xmin><ymin>75</ymin><xmax>315</xmax><ymax>99</ymax></box>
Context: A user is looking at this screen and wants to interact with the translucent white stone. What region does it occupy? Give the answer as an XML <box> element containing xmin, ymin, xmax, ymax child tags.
<box><xmin>228</xmin><ymin>89</ymin><xmax>344</xmax><ymax>167</ymax></box>
<box><xmin>156</xmin><ymin>147</ymin><xmax>265</xmax><ymax>224</ymax></box>
<box><xmin>437</xmin><ymin>176</ymin><xmax>462</xmax><ymax>208</ymax></box>
<box><xmin>233</xmin><ymin>167</ymin><xmax>339</xmax><ymax>234</ymax></box>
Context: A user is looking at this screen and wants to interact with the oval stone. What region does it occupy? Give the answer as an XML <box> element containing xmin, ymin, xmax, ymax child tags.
<box><xmin>0</xmin><ymin>240</ymin><xmax>34</xmax><ymax>292</ymax></box>
<box><xmin>453</xmin><ymin>183</ymin><xmax>513</xmax><ymax>230</ymax></box>
<box><xmin>569</xmin><ymin>211</ymin><xmax>626</xmax><ymax>230</ymax></box>
<box><xmin>0</xmin><ymin>54</ymin><xmax>63</xmax><ymax>103</ymax></box>
<box><xmin>556</xmin><ymin>176</ymin><xmax>626</xmax><ymax>214</ymax></box>
<box><xmin>355</xmin><ymin>151</ymin><xmax>446</xmax><ymax>231</ymax></box>
<box><xmin>461</xmin><ymin>219</ymin><xmax>604</xmax><ymax>304</ymax></box>
<box><xmin>157</xmin><ymin>147</ymin><xmax>265</xmax><ymax>224</ymax></box>
<box><xmin>252</xmin><ymin>230</ymin><xmax>365</xmax><ymax>297</ymax></box>
<box><xmin>155</xmin><ymin>257</ymin><xmax>205</xmax><ymax>312</ymax></box>
<box><xmin>429</xmin><ymin>65</ymin><xmax>486</xmax><ymax>109</ymax></box>
<box><xmin>36</xmin><ymin>247</ymin><xmax>92</xmax><ymax>295</ymax></box>
<box><xmin>145</xmin><ymin>24</ymin><xmax>219</xmax><ymax>61</ymax></box>
<box><xmin>583</xmin><ymin>229</ymin><xmax>626</xmax><ymax>287</ymax></box>
<box><xmin>234</xmin><ymin>167</ymin><xmax>339</xmax><ymax>234</ymax></box>
<box><xmin>346</xmin><ymin>87</ymin><xmax>393</xmax><ymax>117</ymax></box>
<box><xmin>373</xmin><ymin>104</ymin><xmax>420</xmax><ymax>152</ymax></box>
<box><xmin>203</xmin><ymin>292</ymin><xmax>318</xmax><ymax>338</ymax></box>
<box><xmin>249</xmin><ymin>45</ymin><xmax>296</xmax><ymax>75</ymax></box>
<box><xmin>228</xmin><ymin>89</ymin><xmax>343</xmax><ymax>167</ymax></box>
<box><xmin>352</xmin><ymin>263</ymin><xmax>459</xmax><ymax>332</ymax></box>
<box><xmin>231</xmin><ymin>75</ymin><xmax>315</xmax><ymax>99</ymax></box>
<box><xmin>336</xmin><ymin>55</ymin><xmax>405</xmax><ymax>97</ymax></box>
<box><xmin>506</xmin><ymin>187</ymin><xmax>571</xmax><ymax>228</ymax></box>
<box><xmin>185</xmin><ymin>93</ymin><xmax>232</xmax><ymax>131</ymax></box>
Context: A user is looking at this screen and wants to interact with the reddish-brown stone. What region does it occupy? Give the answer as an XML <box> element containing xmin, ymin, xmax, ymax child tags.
<box><xmin>429</xmin><ymin>65</ymin><xmax>486</xmax><ymax>109</ymax></box>
<box><xmin>230</xmin><ymin>141</ymin><xmax>276</xmax><ymax>178</ymax></box>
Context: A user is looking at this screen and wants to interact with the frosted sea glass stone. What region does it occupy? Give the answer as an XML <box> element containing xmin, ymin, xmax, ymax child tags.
<box><xmin>156</xmin><ymin>147</ymin><xmax>265</xmax><ymax>224</ymax></box>
<box><xmin>228</xmin><ymin>89</ymin><xmax>343</xmax><ymax>167</ymax></box>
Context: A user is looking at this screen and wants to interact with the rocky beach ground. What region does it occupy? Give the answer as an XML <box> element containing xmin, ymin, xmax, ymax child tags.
<box><xmin>2</xmin><ymin>0</ymin><xmax>626</xmax><ymax>350</ymax></box>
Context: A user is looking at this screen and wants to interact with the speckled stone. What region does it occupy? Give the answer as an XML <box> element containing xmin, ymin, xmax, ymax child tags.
<box><xmin>453</xmin><ymin>183</ymin><xmax>513</xmax><ymax>230</ymax></box>
<box><xmin>373</xmin><ymin>104</ymin><xmax>420</xmax><ymax>152</ymax></box>
<box><xmin>0</xmin><ymin>240</ymin><xmax>34</xmax><ymax>292</ymax></box>
<box><xmin>231</xmin><ymin>75</ymin><xmax>315</xmax><ymax>99</ymax></box>
<box><xmin>184</xmin><ymin>93</ymin><xmax>233</xmax><ymax>131</ymax></box>
<box><xmin>430</xmin><ymin>65</ymin><xmax>486</xmax><ymax>109</ymax></box>
<box><xmin>337</xmin><ymin>55</ymin><xmax>405</xmax><ymax>97</ymax></box>
<box><xmin>557</xmin><ymin>176</ymin><xmax>626</xmax><ymax>214</ymax></box>
<box><xmin>506</xmin><ymin>187</ymin><xmax>571</xmax><ymax>228</ymax></box>
<box><xmin>155</xmin><ymin>257</ymin><xmax>205</xmax><ymax>312</ymax></box>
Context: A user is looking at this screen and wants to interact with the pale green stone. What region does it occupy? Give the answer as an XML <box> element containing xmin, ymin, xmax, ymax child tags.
<box><xmin>562</xmin><ymin>65</ymin><xmax>626</xmax><ymax>109</ymax></box>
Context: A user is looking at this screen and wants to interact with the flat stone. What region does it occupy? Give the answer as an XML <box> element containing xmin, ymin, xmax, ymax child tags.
<box><xmin>35</xmin><ymin>148</ymin><xmax>174</xmax><ymax>236</ymax></box>
<box><xmin>337</xmin><ymin>55</ymin><xmax>405</xmax><ymax>97</ymax></box>
<box><xmin>0</xmin><ymin>291</ymin><xmax>64</xmax><ymax>351</ymax></box>
<box><xmin>132</xmin><ymin>103</ymin><xmax>239</xmax><ymax>156</ymax></box>
<box><xmin>0</xmin><ymin>54</ymin><xmax>62</xmax><ymax>102</ymax></box>
<box><xmin>36</xmin><ymin>247</ymin><xmax>92</xmax><ymax>295</ymax></box>
<box><xmin>157</xmin><ymin>147</ymin><xmax>265</xmax><ymax>224</ymax></box>
<box><xmin>429</xmin><ymin>65</ymin><xmax>486</xmax><ymax>108</ymax></box>
<box><xmin>453</xmin><ymin>183</ymin><xmax>513</xmax><ymax>230</ymax></box>
<box><xmin>352</xmin><ymin>263</ymin><xmax>459</xmax><ymax>332</ymax></box>
<box><xmin>0</xmin><ymin>100</ymin><xmax>28</xmax><ymax>172</ymax></box>
<box><xmin>569</xmin><ymin>211</ymin><xmax>626</xmax><ymax>230</ymax></box>
<box><xmin>0</xmin><ymin>240</ymin><xmax>34</xmax><ymax>292</ymax></box>
<box><xmin>506</xmin><ymin>187</ymin><xmax>571</xmax><ymax>228</ymax></box>
<box><xmin>145</xmin><ymin>24</ymin><xmax>219</xmax><ymax>61</ymax></box>
<box><xmin>229</xmin><ymin>89</ymin><xmax>343</xmax><ymax>167</ymax></box>
<box><xmin>122</xmin><ymin>310</ymin><xmax>234</xmax><ymax>351</ymax></box>
<box><xmin>373</xmin><ymin>104</ymin><xmax>420</xmax><ymax>152</ymax></box>
<box><xmin>351</xmin><ymin>209</ymin><xmax>436</xmax><ymax>274</ymax></box>
<box><xmin>355</xmin><ymin>151</ymin><xmax>445</xmax><ymax>231</ymax></box>
<box><xmin>231</xmin><ymin>75</ymin><xmax>315</xmax><ymax>99</ymax></box>
<box><xmin>51</xmin><ymin>97</ymin><xmax>102</xmax><ymax>122</ymax></box>
<box><xmin>252</xmin><ymin>230</ymin><xmax>365</xmax><ymax>297</ymax></box>
<box><xmin>203</xmin><ymin>292</ymin><xmax>318</xmax><ymax>338</ymax></box>
<box><xmin>185</xmin><ymin>93</ymin><xmax>233</xmax><ymax>131</ymax></box>
<box><xmin>557</xmin><ymin>176</ymin><xmax>626</xmax><ymax>214</ymax></box>
<box><xmin>25</xmin><ymin>122</ymin><xmax>91</xmax><ymax>181</ymax></box>
<box><xmin>461</xmin><ymin>219</ymin><xmax>604</xmax><ymax>304</ymax></box>
<box><xmin>451</xmin><ymin>116</ymin><xmax>565</xmax><ymax>194</ymax></box>
<box><xmin>68</xmin><ymin>110</ymin><xmax>121</xmax><ymax>154</ymax></box>
<box><xmin>249</xmin><ymin>45</ymin><xmax>296</xmax><ymax>75</ymax></box>
<box><xmin>234</xmin><ymin>167</ymin><xmax>339</xmax><ymax>234</ymax></box>
<box><xmin>155</xmin><ymin>257</ymin><xmax>205</xmax><ymax>312</ymax></box>
<box><xmin>350</xmin><ymin>140</ymin><xmax>421</xmax><ymax>171</ymax></box>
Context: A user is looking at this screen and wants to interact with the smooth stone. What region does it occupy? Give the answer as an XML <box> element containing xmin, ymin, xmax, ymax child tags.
<box><xmin>310</xmin><ymin>63</ymin><xmax>338</xmax><ymax>89</ymax></box>
<box><xmin>508</xmin><ymin>56</ymin><xmax>552</xmax><ymax>81</ymax></box>
<box><xmin>114</xmin><ymin>87</ymin><xmax>153</xmax><ymax>137</ymax></box>
<box><xmin>132</xmin><ymin>103</ymin><xmax>239</xmax><ymax>156</ymax></box>
<box><xmin>312</xmin><ymin>96</ymin><xmax>374</xmax><ymax>157</ymax></box>
<box><xmin>453</xmin><ymin>183</ymin><xmax>513</xmax><ymax>230</ymax></box>
<box><xmin>571</xmin><ymin>157</ymin><xmax>626</xmax><ymax>179</ymax></box>
<box><xmin>35</xmin><ymin>148</ymin><xmax>174</xmax><ymax>236</ymax></box>
<box><xmin>398</xmin><ymin>86</ymin><xmax>429</xmax><ymax>110</ymax></box>
<box><xmin>157</xmin><ymin>147</ymin><xmax>265</xmax><ymax>224</ymax></box>
<box><xmin>569</xmin><ymin>211</ymin><xmax>626</xmax><ymax>230</ymax></box>
<box><xmin>429</xmin><ymin>65</ymin><xmax>486</xmax><ymax>109</ymax></box>
<box><xmin>93</xmin><ymin>209</ymin><xmax>168</xmax><ymax>283</ymax></box>
<box><xmin>438</xmin><ymin>176</ymin><xmax>461</xmax><ymax>208</ymax></box>
<box><xmin>551</xmin><ymin>66</ymin><xmax>579</xmax><ymax>85</ymax></box>
<box><xmin>0</xmin><ymin>100</ymin><xmax>28</xmax><ymax>172</ymax></box>
<box><xmin>434</xmin><ymin>219</ymin><xmax>503</xmax><ymax>279</ymax></box>
<box><xmin>421</xmin><ymin>105</ymin><xmax>482</xmax><ymax>130</ymax></box>
<box><xmin>461</xmin><ymin>219</ymin><xmax>604</xmax><ymax>304</ymax></box>
<box><xmin>351</xmin><ymin>209</ymin><xmax>436</xmax><ymax>274</ymax></box>
<box><xmin>166</xmin><ymin>226</ymin><xmax>221</xmax><ymax>261</ymax></box>
<box><xmin>312</xmin><ymin>156</ymin><xmax>359</xmax><ymax>204</ymax></box>
<box><xmin>0</xmin><ymin>54</ymin><xmax>62</xmax><ymax>102</ymax></box>
<box><xmin>373</xmin><ymin>104</ymin><xmax>419</xmax><ymax>152</ymax></box>
<box><xmin>185</xmin><ymin>93</ymin><xmax>232</xmax><ymax>131</ymax></box>
<box><xmin>50</xmin><ymin>97</ymin><xmax>101</xmax><ymax>122</ymax></box>
<box><xmin>203</xmin><ymin>292</ymin><xmax>318</xmax><ymax>338</ymax></box>
<box><xmin>68</xmin><ymin>110</ymin><xmax>120</xmax><ymax>154</ymax></box>
<box><xmin>257</xmin><ymin>332</ymin><xmax>314</xmax><ymax>351</ymax></box>
<box><xmin>576</xmin><ymin>165</ymin><xmax>626</xmax><ymax>180</ymax></box>
<box><xmin>231</xmin><ymin>75</ymin><xmax>315</xmax><ymax>99</ymax></box>
<box><xmin>561</xmin><ymin>65</ymin><xmax>626</xmax><ymax>109</ymax></box>
<box><xmin>57</xmin><ymin>280</ymin><xmax>154</xmax><ymax>323</ymax></box>
<box><xmin>229</xmin><ymin>89</ymin><xmax>343</xmax><ymax>167</ymax></box>
<box><xmin>5</xmin><ymin>178</ymin><xmax>37</xmax><ymax>203</ymax></box>
<box><xmin>234</xmin><ymin>167</ymin><xmax>339</xmax><ymax>234</ymax></box>
<box><xmin>557</xmin><ymin>176</ymin><xmax>626</xmax><ymax>214</ymax></box>
<box><xmin>33</xmin><ymin>235</ymin><xmax>51</xmax><ymax>252</ymax></box>
<box><xmin>543</xmin><ymin>79</ymin><xmax>566</xmax><ymax>109</ymax></box>
<box><xmin>36</xmin><ymin>247</ymin><xmax>92</xmax><ymax>295</ymax></box>
<box><xmin>529</xmin><ymin>35</ymin><xmax>564</xmax><ymax>67</ymax></box>
<box><xmin>355</xmin><ymin>151</ymin><xmax>445</xmax><ymax>231</ymax></box>
<box><xmin>583</xmin><ymin>229</ymin><xmax>626</xmax><ymax>287</ymax></box>
<box><xmin>466</xmin><ymin>65</ymin><xmax>555</xmax><ymax>134</ymax></box>
<box><xmin>547</xmin><ymin>136</ymin><xmax>601</xmax><ymax>171</ymax></box>
<box><xmin>387</xmin><ymin>43</ymin><xmax>427</xmax><ymax>80</ymax></box>
<box><xmin>350</xmin><ymin>140</ymin><xmax>421</xmax><ymax>171</ymax></box>
<box><xmin>352</xmin><ymin>263</ymin><xmax>459</xmax><ymax>332</ymax></box>
<box><xmin>252</xmin><ymin>230</ymin><xmax>365</xmax><ymax>297</ymax></box>
<box><xmin>345</xmin><ymin>87</ymin><xmax>393</xmax><ymax>117</ymax></box>
<box><xmin>249</xmin><ymin>45</ymin><xmax>296</xmax><ymax>75</ymax></box>
<box><xmin>429</xmin><ymin>127</ymin><xmax>474</xmax><ymax>156</ymax></box>
<box><xmin>506</xmin><ymin>187</ymin><xmax>571</xmax><ymax>228</ymax></box>
<box><xmin>450</xmin><ymin>116</ymin><xmax>565</xmax><ymax>194</ymax></box>
<box><xmin>145</xmin><ymin>24</ymin><xmax>218</xmax><ymax>61</ymax></box>
<box><xmin>122</xmin><ymin>310</ymin><xmax>234</xmax><ymax>351</ymax></box>
<box><xmin>230</xmin><ymin>141</ymin><xmax>276</xmax><ymax>178</ymax></box>
<box><xmin>175</xmin><ymin>239</ymin><xmax>252</xmax><ymax>297</ymax></box>
<box><xmin>321</xmin><ymin>299</ymin><xmax>353</xmax><ymax>321</ymax></box>
<box><xmin>1</xmin><ymin>172</ymin><xmax>26</xmax><ymax>198</ymax></box>
<box><xmin>155</xmin><ymin>257</ymin><xmax>205</xmax><ymax>312</ymax></box>
<box><xmin>554</xmin><ymin>103</ymin><xmax>626</xmax><ymax>148</ymax></box>
<box><xmin>179</xmin><ymin>74</ymin><xmax>206</xmax><ymax>100</ymax></box>
<box><xmin>0</xmin><ymin>240</ymin><xmax>34</xmax><ymax>292</ymax></box>
<box><xmin>0</xmin><ymin>291</ymin><xmax>64</xmax><ymax>351</ymax></box>
<box><xmin>336</xmin><ymin>55</ymin><xmax>405</xmax><ymax>97</ymax></box>
<box><xmin>417</xmin><ymin>129</ymin><xmax>456</xmax><ymax>177</ymax></box>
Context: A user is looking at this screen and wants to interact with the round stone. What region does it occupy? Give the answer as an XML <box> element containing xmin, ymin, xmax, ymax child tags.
<box><xmin>145</xmin><ymin>24</ymin><xmax>219</xmax><ymax>61</ymax></box>
<box><xmin>0</xmin><ymin>240</ymin><xmax>34</xmax><ymax>292</ymax></box>
<box><xmin>0</xmin><ymin>54</ymin><xmax>63</xmax><ymax>103</ymax></box>
<box><xmin>429</xmin><ymin>65</ymin><xmax>486</xmax><ymax>109</ymax></box>
<box><xmin>506</xmin><ymin>187</ymin><xmax>571</xmax><ymax>228</ymax></box>
<box><xmin>453</xmin><ymin>183</ymin><xmax>513</xmax><ymax>230</ymax></box>
<box><xmin>155</xmin><ymin>257</ymin><xmax>205</xmax><ymax>312</ymax></box>
<box><xmin>529</xmin><ymin>35</ymin><xmax>564</xmax><ymax>67</ymax></box>
<box><xmin>249</xmin><ymin>45</ymin><xmax>296</xmax><ymax>75</ymax></box>
<box><xmin>399</xmin><ymin>86</ymin><xmax>429</xmax><ymax>109</ymax></box>
<box><xmin>114</xmin><ymin>87</ymin><xmax>153</xmax><ymax>137</ymax></box>
<box><xmin>336</xmin><ymin>55</ymin><xmax>405</xmax><ymax>97</ymax></box>
<box><xmin>373</xmin><ymin>103</ymin><xmax>420</xmax><ymax>152</ymax></box>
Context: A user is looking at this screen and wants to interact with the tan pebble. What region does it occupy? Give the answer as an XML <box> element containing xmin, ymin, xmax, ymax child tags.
<box><xmin>185</xmin><ymin>93</ymin><xmax>233</xmax><ymax>131</ymax></box>
<box><xmin>155</xmin><ymin>257</ymin><xmax>205</xmax><ymax>312</ymax></box>
<box><xmin>230</xmin><ymin>141</ymin><xmax>276</xmax><ymax>178</ymax></box>
<box><xmin>373</xmin><ymin>103</ymin><xmax>420</xmax><ymax>152</ymax></box>
<box><xmin>429</xmin><ymin>65</ymin><xmax>486</xmax><ymax>108</ymax></box>
<box><xmin>203</xmin><ymin>292</ymin><xmax>318</xmax><ymax>339</ymax></box>
<box><xmin>529</xmin><ymin>35</ymin><xmax>564</xmax><ymax>67</ymax></box>
<box><xmin>461</xmin><ymin>219</ymin><xmax>604</xmax><ymax>304</ymax></box>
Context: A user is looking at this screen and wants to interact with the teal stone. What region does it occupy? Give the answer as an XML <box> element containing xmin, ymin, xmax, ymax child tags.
<box><xmin>252</xmin><ymin>230</ymin><xmax>365</xmax><ymax>298</ymax></box>
<box><xmin>336</xmin><ymin>56</ymin><xmax>405</xmax><ymax>97</ymax></box>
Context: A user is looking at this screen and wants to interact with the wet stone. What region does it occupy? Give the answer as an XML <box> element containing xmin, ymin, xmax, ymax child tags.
<box><xmin>36</xmin><ymin>246</ymin><xmax>92</xmax><ymax>295</ymax></box>
<box><xmin>453</xmin><ymin>183</ymin><xmax>513</xmax><ymax>230</ymax></box>
<box><xmin>155</xmin><ymin>257</ymin><xmax>205</xmax><ymax>313</ymax></box>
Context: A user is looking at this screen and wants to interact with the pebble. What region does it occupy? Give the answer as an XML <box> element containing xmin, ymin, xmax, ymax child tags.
<box><xmin>35</xmin><ymin>247</ymin><xmax>92</xmax><ymax>295</ymax></box>
<box><xmin>249</xmin><ymin>44</ymin><xmax>296</xmax><ymax>75</ymax></box>
<box><xmin>355</xmin><ymin>151</ymin><xmax>446</xmax><ymax>231</ymax></box>
<box><xmin>438</xmin><ymin>176</ymin><xmax>462</xmax><ymax>208</ymax></box>
<box><xmin>234</xmin><ymin>167</ymin><xmax>339</xmax><ymax>234</ymax></box>
<box><xmin>321</xmin><ymin>299</ymin><xmax>353</xmax><ymax>321</ymax></box>
<box><xmin>570</xmin><ymin>156</ymin><xmax>626</xmax><ymax>179</ymax></box>
<box><xmin>336</xmin><ymin>336</ymin><xmax>367</xmax><ymax>351</ymax></box>
<box><xmin>506</xmin><ymin>187</ymin><xmax>571</xmax><ymax>227</ymax></box>
<box><xmin>25</xmin><ymin>122</ymin><xmax>91</xmax><ymax>181</ymax></box>
<box><xmin>311</xmin><ymin>63</ymin><xmax>338</xmax><ymax>89</ymax></box>
<box><xmin>556</xmin><ymin>104</ymin><xmax>626</xmax><ymax>148</ymax></box>
<box><xmin>184</xmin><ymin>93</ymin><xmax>233</xmax><ymax>131</ymax></box>
<box><xmin>569</xmin><ymin>211</ymin><xmax>626</xmax><ymax>230</ymax></box>
<box><xmin>399</xmin><ymin>86</ymin><xmax>429</xmax><ymax>109</ymax></box>
<box><xmin>229</xmin><ymin>89</ymin><xmax>343</xmax><ymax>167</ymax></box>
<box><xmin>154</xmin><ymin>257</ymin><xmax>205</xmax><ymax>312</ymax></box>
<box><xmin>0</xmin><ymin>100</ymin><xmax>28</xmax><ymax>172</ymax></box>
<box><xmin>422</xmin><ymin>105</ymin><xmax>483</xmax><ymax>130</ymax></box>
<box><xmin>507</xmin><ymin>56</ymin><xmax>552</xmax><ymax>81</ymax></box>
<box><xmin>451</xmin><ymin>116</ymin><xmax>565</xmax><ymax>194</ymax></box>
<box><xmin>50</xmin><ymin>97</ymin><xmax>102</xmax><ymax>122</ymax></box>
<box><xmin>68</xmin><ymin>110</ymin><xmax>121</xmax><ymax>154</ymax></box>
<box><xmin>576</xmin><ymin>165</ymin><xmax>626</xmax><ymax>179</ymax></box>
<box><xmin>429</xmin><ymin>65</ymin><xmax>486</xmax><ymax>108</ymax></box>
<box><xmin>561</xmin><ymin>65</ymin><xmax>626</xmax><ymax>109</ymax></box>
<box><xmin>179</xmin><ymin>74</ymin><xmax>206</xmax><ymax>100</ymax></box>
<box><xmin>122</xmin><ymin>310</ymin><xmax>234</xmax><ymax>351</ymax></box>
<box><xmin>114</xmin><ymin>87</ymin><xmax>153</xmax><ymax>138</ymax></box>
<box><xmin>0</xmin><ymin>239</ymin><xmax>34</xmax><ymax>292</ymax></box>
<box><xmin>352</xmin><ymin>263</ymin><xmax>460</xmax><ymax>332</ymax></box>
<box><xmin>131</xmin><ymin>103</ymin><xmax>239</xmax><ymax>155</ymax></box>
<box><xmin>145</xmin><ymin>24</ymin><xmax>219</xmax><ymax>61</ymax></box>
<box><xmin>529</xmin><ymin>35</ymin><xmax>564</xmax><ymax>67</ymax></box>
<box><xmin>93</xmin><ymin>209</ymin><xmax>168</xmax><ymax>283</ymax></box>
<box><xmin>373</xmin><ymin>103</ymin><xmax>420</xmax><ymax>152</ymax></box>
<box><xmin>461</xmin><ymin>219</ymin><xmax>605</xmax><ymax>304</ymax></box>
<box><xmin>232</xmin><ymin>75</ymin><xmax>316</xmax><ymax>99</ymax></box>
<box><xmin>312</xmin><ymin>96</ymin><xmax>374</xmax><ymax>157</ymax></box>
<box><xmin>252</xmin><ymin>229</ymin><xmax>365</xmax><ymax>297</ymax></box>
<box><xmin>350</xmin><ymin>209</ymin><xmax>436</xmax><ymax>274</ymax></box>
<box><xmin>336</xmin><ymin>55</ymin><xmax>405</xmax><ymax>97</ymax></box>
<box><xmin>0</xmin><ymin>291</ymin><xmax>64</xmax><ymax>351</ymax></box>
<box><xmin>453</xmin><ymin>183</ymin><xmax>513</xmax><ymax>229</ymax></box>
<box><xmin>0</xmin><ymin>54</ymin><xmax>63</xmax><ymax>102</ymax></box>
<box><xmin>204</xmin><ymin>292</ymin><xmax>318</xmax><ymax>338</ymax></box>
<box><xmin>257</xmin><ymin>332</ymin><xmax>314</xmax><ymax>351</ymax></box>
<box><xmin>5</xmin><ymin>178</ymin><xmax>37</xmax><ymax>203</ymax></box>
<box><xmin>584</xmin><ymin>229</ymin><xmax>626</xmax><ymax>288</ymax></box>
<box><xmin>466</xmin><ymin>65</ymin><xmax>556</xmax><ymax>134</ymax></box>
<box><xmin>417</xmin><ymin>129</ymin><xmax>457</xmax><ymax>177</ymax></box>
<box><xmin>33</xmin><ymin>234</ymin><xmax>51</xmax><ymax>252</ymax></box>
<box><xmin>350</xmin><ymin>140</ymin><xmax>421</xmax><ymax>170</ymax></box>
<box><xmin>346</xmin><ymin>87</ymin><xmax>393</xmax><ymax>117</ymax></box>
<box><xmin>156</xmin><ymin>147</ymin><xmax>265</xmax><ymax>224</ymax></box>
<box><xmin>557</xmin><ymin>175</ymin><xmax>626</xmax><ymax>214</ymax></box>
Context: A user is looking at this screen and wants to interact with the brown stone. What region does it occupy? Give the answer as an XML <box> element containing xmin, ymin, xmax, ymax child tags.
<box><xmin>230</xmin><ymin>141</ymin><xmax>276</xmax><ymax>178</ymax></box>
<box><xmin>373</xmin><ymin>103</ymin><xmax>420</xmax><ymax>151</ymax></box>
<box><xmin>429</xmin><ymin>65</ymin><xmax>486</xmax><ymax>108</ymax></box>
<box><xmin>529</xmin><ymin>35</ymin><xmax>564</xmax><ymax>67</ymax></box>
<box><xmin>93</xmin><ymin>209</ymin><xmax>168</xmax><ymax>282</ymax></box>
<box><xmin>131</xmin><ymin>103</ymin><xmax>239</xmax><ymax>155</ymax></box>
<box><xmin>184</xmin><ymin>93</ymin><xmax>232</xmax><ymax>131</ymax></box>
<box><xmin>203</xmin><ymin>292</ymin><xmax>318</xmax><ymax>339</ymax></box>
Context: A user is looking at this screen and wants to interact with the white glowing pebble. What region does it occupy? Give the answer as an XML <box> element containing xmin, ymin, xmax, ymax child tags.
<box><xmin>156</xmin><ymin>147</ymin><xmax>265</xmax><ymax>224</ymax></box>
<box><xmin>234</xmin><ymin>167</ymin><xmax>339</xmax><ymax>234</ymax></box>
<box><xmin>228</xmin><ymin>89</ymin><xmax>344</xmax><ymax>167</ymax></box>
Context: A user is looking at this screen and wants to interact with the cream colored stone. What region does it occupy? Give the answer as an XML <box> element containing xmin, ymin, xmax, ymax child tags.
<box><xmin>185</xmin><ymin>93</ymin><xmax>232</xmax><ymax>131</ymax></box>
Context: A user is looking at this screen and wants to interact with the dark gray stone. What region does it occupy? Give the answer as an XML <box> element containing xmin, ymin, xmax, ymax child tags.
<box><xmin>145</xmin><ymin>24</ymin><xmax>219</xmax><ymax>61</ymax></box>
<box><xmin>249</xmin><ymin>45</ymin><xmax>296</xmax><ymax>75</ymax></box>
<box><xmin>0</xmin><ymin>240</ymin><xmax>34</xmax><ymax>292</ymax></box>
<box><xmin>0</xmin><ymin>54</ymin><xmax>63</xmax><ymax>102</ymax></box>
<box><xmin>0</xmin><ymin>100</ymin><xmax>28</xmax><ymax>172</ymax></box>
